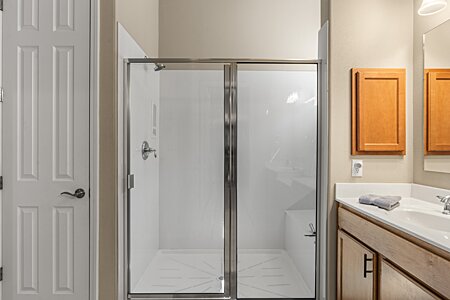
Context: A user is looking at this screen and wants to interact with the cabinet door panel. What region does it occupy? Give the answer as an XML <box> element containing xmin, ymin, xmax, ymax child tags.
<box><xmin>352</xmin><ymin>68</ymin><xmax>406</xmax><ymax>155</ymax></box>
<box><xmin>425</xmin><ymin>69</ymin><xmax>450</xmax><ymax>154</ymax></box>
<box><xmin>379</xmin><ymin>259</ymin><xmax>439</xmax><ymax>300</ymax></box>
<box><xmin>337</xmin><ymin>230</ymin><xmax>376</xmax><ymax>300</ymax></box>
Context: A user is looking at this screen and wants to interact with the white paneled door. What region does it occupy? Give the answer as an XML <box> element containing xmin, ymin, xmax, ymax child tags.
<box><xmin>2</xmin><ymin>0</ymin><xmax>90</xmax><ymax>299</ymax></box>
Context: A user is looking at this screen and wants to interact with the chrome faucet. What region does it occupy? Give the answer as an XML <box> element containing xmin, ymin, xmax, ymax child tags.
<box><xmin>437</xmin><ymin>195</ymin><xmax>450</xmax><ymax>215</ymax></box>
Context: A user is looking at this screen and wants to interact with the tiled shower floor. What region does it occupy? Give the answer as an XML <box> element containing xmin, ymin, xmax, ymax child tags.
<box><xmin>132</xmin><ymin>249</ymin><xmax>313</xmax><ymax>298</ymax></box>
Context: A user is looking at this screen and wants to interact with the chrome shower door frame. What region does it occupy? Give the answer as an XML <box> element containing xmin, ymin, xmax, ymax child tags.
<box><xmin>123</xmin><ymin>58</ymin><xmax>323</xmax><ymax>300</ymax></box>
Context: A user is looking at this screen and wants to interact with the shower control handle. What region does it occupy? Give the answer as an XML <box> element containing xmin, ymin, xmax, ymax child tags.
<box><xmin>142</xmin><ymin>141</ymin><xmax>157</xmax><ymax>160</ymax></box>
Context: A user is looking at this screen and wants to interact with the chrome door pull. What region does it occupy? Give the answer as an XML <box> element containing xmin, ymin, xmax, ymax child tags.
<box><xmin>304</xmin><ymin>223</ymin><xmax>317</xmax><ymax>237</ymax></box>
<box><xmin>304</xmin><ymin>233</ymin><xmax>316</xmax><ymax>237</ymax></box>
<box><xmin>61</xmin><ymin>188</ymin><xmax>86</xmax><ymax>199</ymax></box>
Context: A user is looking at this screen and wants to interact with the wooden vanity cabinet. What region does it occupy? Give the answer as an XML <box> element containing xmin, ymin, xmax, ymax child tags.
<box><xmin>337</xmin><ymin>205</ymin><xmax>449</xmax><ymax>299</ymax></box>
<box><xmin>337</xmin><ymin>230</ymin><xmax>377</xmax><ymax>300</ymax></box>
<box><xmin>351</xmin><ymin>68</ymin><xmax>406</xmax><ymax>155</ymax></box>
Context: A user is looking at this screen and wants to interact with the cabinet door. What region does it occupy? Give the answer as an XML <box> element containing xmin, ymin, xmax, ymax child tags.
<box><xmin>351</xmin><ymin>68</ymin><xmax>406</xmax><ymax>155</ymax></box>
<box><xmin>379</xmin><ymin>258</ymin><xmax>439</xmax><ymax>300</ymax></box>
<box><xmin>424</xmin><ymin>69</ymin><xmax>450</xmax><ymax>155</ymax></box>
<box><xmin>337</xmin><ymin>230</ymin><xmax>376</xmax><ymax>300</ymax></box>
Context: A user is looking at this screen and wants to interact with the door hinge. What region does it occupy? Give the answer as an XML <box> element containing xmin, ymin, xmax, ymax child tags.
<box><xmin>0</xmin><ymin>267</ymin><xmax>3</xmax><ymax>281</ymax></box>
<box><xmin>0</xmin><ymin>176</ymin><xmax>3</xmax><ymax>190</ymax></box>
<box><xmin>127</xmin><ymin>174</ymin><xmax>134</xmax><ymax>190</ymax></box>
<box><xmin>0</xmin><ymin>88</ymin><xmax>4</xmax><ymax>103</ymax></box>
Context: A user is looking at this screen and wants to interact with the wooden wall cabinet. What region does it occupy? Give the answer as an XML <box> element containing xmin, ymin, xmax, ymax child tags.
<box><xmin>352</xmin><ymin>68</ymin><xmax>406</xmax><ymax>155</ymax></box>
<box><xmin>424</xmin><ymin>69</ymin><xmax>450</xmax><ymax>155</ymax></box>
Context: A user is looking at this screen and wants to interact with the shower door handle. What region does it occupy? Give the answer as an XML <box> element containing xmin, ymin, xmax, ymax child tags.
<box><xmin>304</xmin><ymin>223</ymin><xmax>316</xmax><ymax>237</ymax></box>
<box><xmin>226</xmin><ymin>147</ymin><xmax>232</xmax><ymax>182</ymax></box>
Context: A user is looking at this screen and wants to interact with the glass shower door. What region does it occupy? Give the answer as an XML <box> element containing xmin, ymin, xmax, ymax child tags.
<box><xmin>126</xmin><ymin>60</ymin><xmax>321</xmax><ymax>300</ymax></box>
<box><xmin>237</xmin><ymin>64</ymin><xmax>318</xmax><ymax>299</ymax></box>
<box><xmin>127</xmin><ymin>63</ymin><xmax>227</xmax><ymax>296</ymax></box>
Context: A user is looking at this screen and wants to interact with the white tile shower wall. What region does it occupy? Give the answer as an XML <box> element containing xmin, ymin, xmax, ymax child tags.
<box><xmin>285</xmin><ymin>210</ymin><xmax>316</xmax><ymax>293</ymax></box>
<box><xmin>159</xmin><ymin>70</ymin><xmax>225</xmax><ymax>249</ymax></box>
<box><xmin>119</xmin><ymin>24</ymin><xmax>160</xmax><ymax>290</ymax></box>
<box><xmin>158</xmin><ymin>69</ymin><xmax>317</xmax><ymax>251</ymax></box>
<box><xmin>238</xmin><ymin>70</ymin><xmax>317</xmax><ymax>249</ymax></box>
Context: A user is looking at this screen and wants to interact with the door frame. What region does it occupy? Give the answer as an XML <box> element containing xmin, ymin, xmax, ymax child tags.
<box><xmin>122</xmin><ymin>58</ymin><xmax>324</xmax><ymax>300</ymax></box>
<box><xmin>0</xmin><ymin>8</ymin><xmax>3</xmax><ymax>300</ymax></box>
<box><xmin>89</xmin><ymin>0</ymin><xmax>100</xmax><ymax>299</ymax></box>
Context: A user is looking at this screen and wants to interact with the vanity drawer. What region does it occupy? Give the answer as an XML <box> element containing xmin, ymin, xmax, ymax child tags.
<box><xmin>338</xmin><ymin>206</ymin><xmax>450</xmax><ymax>298</ymax></box>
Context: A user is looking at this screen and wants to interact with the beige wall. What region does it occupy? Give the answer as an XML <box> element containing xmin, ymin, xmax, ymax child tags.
<box><xmin>117</xmin><ymin>0</ymin><xmax>159</xmax><ymax>56</ymax></box>
<box><xmin>328</xmin><ymin>0</ymin><xmax>413</xmax><ymax>298</ymax></box>
<box><xmin>413</xmin><ymin>1</ymin><xmax>450</xmax><ymax>189</ymax></box>
<box><xmin>99</xmin><ymin>1</ymin><xmax>159</xmax><ymax>300</ymax></box>
<box><xmin>159</xmin><ymin>0</ymin><xmax>320</xmax><ymax>59</ymax></box>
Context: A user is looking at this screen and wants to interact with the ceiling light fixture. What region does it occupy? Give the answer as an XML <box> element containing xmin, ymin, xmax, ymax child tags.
<box><xmin>418</xmin><ymin>0</ymin><xmax>447</xmax><ymax>16</ymax></box>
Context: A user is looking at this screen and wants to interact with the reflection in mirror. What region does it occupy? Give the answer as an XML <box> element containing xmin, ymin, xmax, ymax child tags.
<box><xmin>423</xmin><ymin>19</ymin><xmax>450</xmax><ymax>173</ymax></box>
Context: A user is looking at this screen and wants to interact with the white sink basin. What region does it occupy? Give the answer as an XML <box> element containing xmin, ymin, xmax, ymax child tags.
<box><xmin>391</xmin><ymin>209</ymin><xmax>450</xmax><ymax>233</ymax></box>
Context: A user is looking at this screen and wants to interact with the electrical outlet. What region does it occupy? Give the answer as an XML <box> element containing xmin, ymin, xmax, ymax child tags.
<box><xmin>352</xmin><ymin>160</ymin><xmax>363</xmax><ymax>177</ymax></box>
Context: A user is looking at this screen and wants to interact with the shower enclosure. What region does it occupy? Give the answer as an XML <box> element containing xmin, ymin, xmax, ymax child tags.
<box><xmin>123</xmin><ymin>59</ymin><xmax>323</xmax><ymax>300</ymax></box>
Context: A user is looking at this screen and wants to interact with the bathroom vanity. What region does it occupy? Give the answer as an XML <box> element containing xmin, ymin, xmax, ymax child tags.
<box><xmin>335</xmin><ymin>183</ymin><xmax>450</xmax><ymax>299</ymax></box>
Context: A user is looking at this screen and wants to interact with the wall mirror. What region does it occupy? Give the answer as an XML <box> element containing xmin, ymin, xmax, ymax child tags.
<box><xmin>423</xmin><ymin>19</ymin><xmax>450</xmax><ymax>173</ymax></box>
